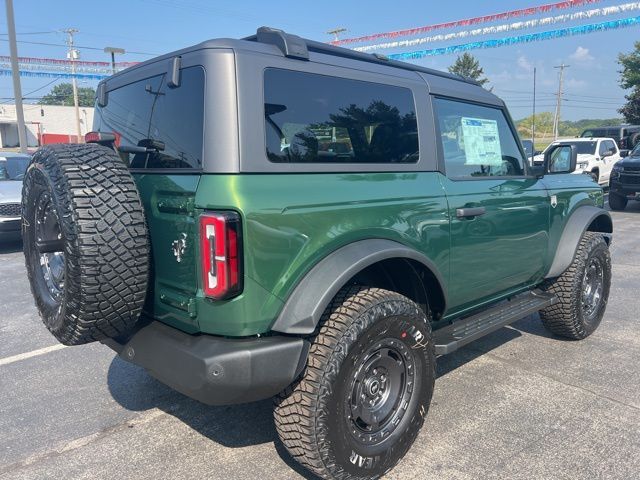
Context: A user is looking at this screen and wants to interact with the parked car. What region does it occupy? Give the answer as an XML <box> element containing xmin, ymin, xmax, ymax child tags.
<box><xmin>580</xmin><ymin>125</ymin><xmax>640</xmax><ymax>150</ymax></box>
<box><xmin>609</xmin><ymin>142</ymin><xmax>640</xmax><ymax>210</ymax></box>
<box><xmin>533</xmin><ymin>138</ymin><xmax>620</xmax><ymax>186</ymax></box>
<box><xmin>0</xmin><ymin>152</ymin><xmax>30</xmax><ymax>241</ymax></box>
<box><xmin>21</xmin><ymin>28</ymin><xmax>613</xmax><ymax>480</ymax></box>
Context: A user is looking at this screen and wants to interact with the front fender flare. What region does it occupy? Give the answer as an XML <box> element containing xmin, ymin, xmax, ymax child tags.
<box><xmin>546</xmin><ymin>206</ymin><xmax>612</xmax><ymax>278</ymax></box>
<box><xmin>270</xmin><ymin>239</ymin><xmax>447</xmax><ymax>335</ymax></box>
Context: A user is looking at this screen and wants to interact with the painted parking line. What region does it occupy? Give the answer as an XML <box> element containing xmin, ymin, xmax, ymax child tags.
<box><xmin>0</xmin><ymin>344</ymin><xmax>67</xmax><ymax>367</ymax></box>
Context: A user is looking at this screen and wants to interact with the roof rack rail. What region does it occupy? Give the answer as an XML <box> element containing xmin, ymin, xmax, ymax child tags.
<box><xmin>255</xmin><ymin>27</ymin><xmax>309</xmax><ymax>60</ymax></box>
<box><xmin>245</xmin><ymin>27</ymin><xmax>477</xmax><ymax>86</ymax></box>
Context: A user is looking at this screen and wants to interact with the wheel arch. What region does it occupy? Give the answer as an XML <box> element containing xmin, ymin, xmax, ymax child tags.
<box><xmin>545</xmin><ymin>205</ymin><xmax>612</xmax><ymax>279</ymax></box>
<box><xmin>270</xmin><ymin>239</ymin><xmax>447</xmax><ymax>335</ymax></box>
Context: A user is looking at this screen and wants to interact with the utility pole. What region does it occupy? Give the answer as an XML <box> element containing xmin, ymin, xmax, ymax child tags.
<box><xmin>326</xmin><ymin>28</ymin><xmax>347</xmax><ymax>42</ymax></box>
<box><xmin>104</xmin><ymin>46</ymin><xmax>125</xmax><ymax>75</ymax></box>
<box><xmin>532</xmin><ymin>67</ymin><xmax>536</xmax><ymax>162</ymax></box>
<box><xmin>553</xmin><ymin>63</ymin><xmax>569</xmax><ymax>140</ymax></box>
<box><xmin>5</xmin><ymin>0</ymin><xmax>28</xmax><ymax>153</ymax></box>
<box><xmin>64</xmin><ymin>28</ymin><xmax>83</xmax><ymax>143</ymax></box>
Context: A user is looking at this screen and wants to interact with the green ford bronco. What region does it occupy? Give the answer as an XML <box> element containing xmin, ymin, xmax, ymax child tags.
<box><xmin>23</xmin><ymin>28</ymin><xmax>612</xmax><ymax>480</ymax></box>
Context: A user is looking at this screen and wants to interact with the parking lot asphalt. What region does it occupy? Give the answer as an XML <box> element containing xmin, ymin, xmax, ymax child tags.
<box><xmin>1</xmin><ymin>201</ymin><xmax>639</xmax><ymax>480</ymax></box>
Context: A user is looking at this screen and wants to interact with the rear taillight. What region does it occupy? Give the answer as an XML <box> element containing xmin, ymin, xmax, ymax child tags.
<box><xmin>200</xmin><ymin>212</ymin><xmax>243</xmax><ymax>300</ymax></box>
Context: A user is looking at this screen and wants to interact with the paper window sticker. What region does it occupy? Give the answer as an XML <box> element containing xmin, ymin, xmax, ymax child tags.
<box><xmin>461</xmin><ymin>117</ymin><xmax>503</xmax><ymax>167</ymax></box>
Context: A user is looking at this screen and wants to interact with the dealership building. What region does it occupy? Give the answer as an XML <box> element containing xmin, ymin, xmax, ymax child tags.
<box><xmin>0</xmin><ymin>103</ymin><xmax>95</xmax><ymax>148</ymax></box>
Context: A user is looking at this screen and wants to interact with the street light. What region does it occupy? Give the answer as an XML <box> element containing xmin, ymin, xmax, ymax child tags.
<box><xmin>104</xmin><ymin>47</ymin><xmax>125</xmax><ymax>75</ymax></box>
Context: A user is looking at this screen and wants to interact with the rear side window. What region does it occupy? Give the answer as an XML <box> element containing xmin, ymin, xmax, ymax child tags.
<box><xmin>433</xmin><ymin>97</ymin><xmax>525</xmax><ymax>178</ymax></box>
<box><xmin>264</xmin><ymin>69</ymin><xmax>419</xmax><ymax>164</ymax></box>
<box><xmin>94</xmin><ymin>66</ymin><xmax>204</xmax><ymax>169</ymax></box>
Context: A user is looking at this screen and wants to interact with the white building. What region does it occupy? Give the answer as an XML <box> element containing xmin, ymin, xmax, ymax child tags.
<box><xmin>0</xmin><ymin>104</ymin><xmax>95</xmax><ymax>148</ymax></box>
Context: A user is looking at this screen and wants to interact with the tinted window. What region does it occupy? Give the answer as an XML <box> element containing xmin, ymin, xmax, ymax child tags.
<box><xmin>0</xmin><ymin>155</ymin><xmax>30</xmax><ymax>180</ymax></box>
<box><xmin>434</xmin><ymin>97</ymin><xmax>525</xmax><ymax>178</ymax></box>
<box><xmin>94</xmin><ymin>66</ymin><xmax>204</xmax><ymax>169</ymax></box>
<box><xmin>582</xmin><ymin>129</ymin><xmax>604</xmax><ymax>138</ymax></box>
<box><xmin>264</xmin><ymin>69</ymin><xmax>419</xmax><ymax>164</ymax></box>
<box><xmin>602</xmin><ymin>140</ymin><xmax>616</xmax><ymax>154</ymax></box>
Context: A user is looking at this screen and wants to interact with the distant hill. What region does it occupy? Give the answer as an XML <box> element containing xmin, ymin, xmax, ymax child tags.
<box><xmin>516</xmin><ymin>112</ymin><xmax>623</xmax><ymax>138</ymax></box>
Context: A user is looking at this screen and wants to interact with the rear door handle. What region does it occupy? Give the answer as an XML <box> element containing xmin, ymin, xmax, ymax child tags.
<box><xmin>456</xmin><ymin>207</ymin><xmax>486</xmax><ymax>218</ymax></box>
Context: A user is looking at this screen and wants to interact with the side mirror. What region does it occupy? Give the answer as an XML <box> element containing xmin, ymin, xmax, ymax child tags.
<box><xmin>534</xmin><ymin>150</ymin><xmax>542</xmax><ymax>156</ymax></box>
<box><xmin>620</xmin><ymin>149</ymin><xmax>630</xmax><ymax>158</ymax></box>
<box><xmin>544</xmin><ymin>144</ymin><xmax>577</xmax><ymax>174</ymax></box>
<box><xmin>602</xmin><ymin>149</ymin><xmax>614</xmax><ymax>158</ymax></box>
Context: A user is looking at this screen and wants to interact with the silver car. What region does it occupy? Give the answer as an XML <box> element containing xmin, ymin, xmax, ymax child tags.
<box><xmin>0</xmin><ymin>152</ymin><xmax>30</xmax><ymax>241</ymax></box>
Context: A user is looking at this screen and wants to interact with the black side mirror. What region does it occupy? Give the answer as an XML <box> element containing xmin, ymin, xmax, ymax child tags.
<box><xmin>620</xmin><ymin>149</ymin><xmax>630</xmax><ymax>158</ymax></box>
<box><xmin>544</xmin><ymin>144</ymin><xmax>577</xmax><ymax>174</ymax></box>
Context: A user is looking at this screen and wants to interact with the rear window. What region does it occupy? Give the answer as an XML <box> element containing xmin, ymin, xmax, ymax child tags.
<box><xmin>93</xmin><ymin>66</ymin><xmax>204</xmax><ymax>169</ymax></box>
<box><xmin>264</xmin><ymin>69</ymin><xmax>419</xmax><ymax>164</ymax></box>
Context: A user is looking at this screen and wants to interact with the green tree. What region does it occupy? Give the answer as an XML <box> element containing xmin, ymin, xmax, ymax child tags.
<box><xmin>618</xmin><ymin>41</ymin><xmax>640</xmax><ymax>123</ymax></box>
<box><xmin>40</xmin><ymin>83</ymin><xmax>96</xmax><ymax>107</ymax></box>
<box><xmin>448</xmin><ymin>53</ymin><xmax>489</xmax><ymax>87</ymax></box>
<box><xmin>516</xmin><ymin>112</ymin><xmax>554</xmax><ymax>137</ymax></box>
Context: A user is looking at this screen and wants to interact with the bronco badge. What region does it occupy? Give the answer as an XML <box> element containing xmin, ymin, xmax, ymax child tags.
<box><xmin>172</xmin><ymin>233</ymin><xmax>187</xmax><ymax>263</ymax></box>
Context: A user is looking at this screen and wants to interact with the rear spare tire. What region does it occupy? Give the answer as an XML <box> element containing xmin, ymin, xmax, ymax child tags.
<box><xmin>22</xmin><ymin>144</ymin><xmax>149</xmax><ymax>345</ymax></box>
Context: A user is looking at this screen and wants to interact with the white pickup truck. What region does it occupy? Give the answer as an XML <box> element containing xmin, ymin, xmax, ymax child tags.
<box><xmin>533</xmin><ymin>137</ymin><xmax>620</xmax><ymax>186</ymax></box>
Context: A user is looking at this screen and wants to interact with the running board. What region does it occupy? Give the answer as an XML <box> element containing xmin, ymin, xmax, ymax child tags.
<box><xmin>434</xmin><ymin>291</ymin><xmax>556</xmax><ymax>355</ymax></box>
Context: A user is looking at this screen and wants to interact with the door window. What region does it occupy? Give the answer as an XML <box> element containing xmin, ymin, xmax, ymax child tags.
<box><xmin>433</xmin><ymin>97</ymin><xmax>525</xmax><ymax>178</ymax></box>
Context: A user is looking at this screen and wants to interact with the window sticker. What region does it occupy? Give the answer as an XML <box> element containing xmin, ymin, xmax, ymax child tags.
<box><xmin>461</xmin><ymin>117</ymin><xmax>503</xmax><ymax>166</ymax></box>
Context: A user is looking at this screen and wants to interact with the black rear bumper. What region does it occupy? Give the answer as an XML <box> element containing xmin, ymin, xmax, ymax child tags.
<box><xmin>102</xmin><ymin>321</ymin><xmax>309</xmax><ymax>406</ymax></box>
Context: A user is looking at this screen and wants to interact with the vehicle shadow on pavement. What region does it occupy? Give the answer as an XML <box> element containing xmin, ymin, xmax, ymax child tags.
<box><xmin>0</xmin><ymin>239</ymin><xmax>22</xmax><ymax>254</ymax></box>
<box><xmin>106</xmin><ymin>357</ymin><xmax>323</xmax><ymax>479</ymax></box>
<box><xmin>106</xmin><ymin>318</ymin><xmax>543</xmax><ymax>479</ymax></box>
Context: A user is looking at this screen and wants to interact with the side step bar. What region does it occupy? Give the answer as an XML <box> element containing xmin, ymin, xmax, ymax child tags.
<box><xmin>434</xmin><ymin>291</ymin><xmax>556</xmax><ymax>355</ymax></box>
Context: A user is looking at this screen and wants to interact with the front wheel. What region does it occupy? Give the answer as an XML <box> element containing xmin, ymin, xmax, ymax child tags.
<box><xmin>608</xmin><ymin>192</ymin><xmax>628</xmax><ymax>211</ymax></box>
<box><xmin>540</xmin><ymin>232</ymin><xmax>611</xmax><ymax>339</ymax></box>
<box><xmin>274</xmin><ymin>287</ymin><xmax>435</xmax><ymax>480</ymax></box>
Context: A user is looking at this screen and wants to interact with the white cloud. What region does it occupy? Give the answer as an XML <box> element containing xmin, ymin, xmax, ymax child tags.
<box><xmin>569</xmin><ymin>46</ymin><xmax>594</xmax><ymax>63</ymax></box>
<box><xmin>517</xmin><ymin>55</ymin><xmax>534</xmax><ymax>72</ymax></box>
<box><xmin>566</xmin><ymin>78</ymin><xmax>587</xmax><ymax>89</ymax></box>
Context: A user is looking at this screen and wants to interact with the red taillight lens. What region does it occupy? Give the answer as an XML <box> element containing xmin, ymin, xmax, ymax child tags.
<box><xmin>200</xmin><ymin>212</ymin><xmax>243</xmax><ymax>300</ymax></box>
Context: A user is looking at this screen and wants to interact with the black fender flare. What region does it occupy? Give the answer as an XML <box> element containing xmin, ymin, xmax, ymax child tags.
<box><xmin>270</xmin><ymin>239</ymin><xmax>447</xmax><ymax>335</ymax></box>
<box><xmin>545</xmin><ymin>205</ymin><xmax>612</xmax><ymax>279</ymax></box>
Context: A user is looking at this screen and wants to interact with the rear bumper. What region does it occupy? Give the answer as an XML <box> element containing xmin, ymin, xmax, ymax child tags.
<box><xmin>102</xmin><ymin>321</ymin><xmax>309</xmax><ymax>406</ymax></box>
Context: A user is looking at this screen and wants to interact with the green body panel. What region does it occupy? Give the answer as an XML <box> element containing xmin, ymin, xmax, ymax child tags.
<box><xmin>133</xmin><ymin>171</ymin><xmax>603</xmax><ymax>337</ymax></box>
<box><xmin>441</xmin><ymin>176</ymin><xmax>550</xmax><ymax>319</ymax></box>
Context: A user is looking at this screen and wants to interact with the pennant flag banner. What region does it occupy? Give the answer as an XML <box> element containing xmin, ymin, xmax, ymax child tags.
<box><xmin>388</xmin><ymin>15</ymin><xmax>640</xmax><ymax>60</ymax></box>
<box><xmin>0</xmin><ymin>56</ymin><xmax>138</xmax><ymax>69</ymax></box>
<box><xmin>356</xmin><ymin>2</ymin><xmax>640</xmax><ymax>52</ymax></box>
<box><xmin>0</xmin><ymin>68</ymin><xmax>108</xmax><ymax>80</ymax></box>
<box><xmin>332</xmin><ymin>0</ymin><xmax>603</xmax><ymax>45</ymax></box>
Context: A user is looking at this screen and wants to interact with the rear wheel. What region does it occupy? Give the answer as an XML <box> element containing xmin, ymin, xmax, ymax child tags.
<box><xmin>274</xmin><ymin>287</ymin><xmax>435</xmax><ymax>480</ymax></box>
<box><xmin>22</xmin><ymin>144</ymin><xmax>149</xmax><ymax>345</ymax></box>
<box><xmin>608</xmin><ymin>192</ymin><xmax>628</xmax><ymax>211</ymax></box>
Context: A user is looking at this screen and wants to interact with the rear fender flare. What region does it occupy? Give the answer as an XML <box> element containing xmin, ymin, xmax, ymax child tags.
<box><xmin>270</xmin><ymin>239</ymin><xmax>447</xmax><ymax>335</ymax></box>
<box><xmin>546</xmin><ymin>206</ymin><xmax>612</xmax><ymax>278</ymax></box>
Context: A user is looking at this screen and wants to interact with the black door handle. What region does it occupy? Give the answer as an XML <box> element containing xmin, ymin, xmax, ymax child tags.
<box><xmin>456</xmin><ymin>207</ymin><xmax>487</xmax><ymax>218</ymax></box>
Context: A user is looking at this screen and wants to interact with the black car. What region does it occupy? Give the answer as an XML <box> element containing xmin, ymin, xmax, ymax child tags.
<box><xmin>581</xmin><ymin>125</ymin><xmax>640</xmax><ymax>150</ymax></box>
<box><xmin>609</xmin><ymin>143</ymin><xmax>640</xmax><ymax>210</ymax></box>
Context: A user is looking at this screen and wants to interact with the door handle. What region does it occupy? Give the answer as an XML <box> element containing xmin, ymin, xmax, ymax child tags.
<box><xmin>456</xmin><ymin>207</ymin><xmax>487</xmax><ymax>218</ymax></box>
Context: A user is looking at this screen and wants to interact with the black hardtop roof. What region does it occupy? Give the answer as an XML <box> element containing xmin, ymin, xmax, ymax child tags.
<box><xmin>102</xmin><ymin>27</ymin><xmax>479</xmax><ymax>87</ymax></box>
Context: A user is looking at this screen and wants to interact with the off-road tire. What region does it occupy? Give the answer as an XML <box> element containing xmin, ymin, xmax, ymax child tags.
<box><xmin>608</xmin><ymin>192</ymin><xmax>628</xmax><ymax>211</ymax></box>
<box><xmin>22</xmin><ymin>144</ymin><xmax>149</xmax><ymax>345</ymax></box>
<box><xmin>274</xmin><ymin>286</ymin><xmax>435</xmax><ymax>480</ymax></box>
<box><xmin>539</xmin><ymin>232</ymin><xmax>611</xmax><ymax>339</ymax></box>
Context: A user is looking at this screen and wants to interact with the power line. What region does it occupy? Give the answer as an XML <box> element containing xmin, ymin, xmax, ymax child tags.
<box><xmin>0</xmin><ymin>38</ymin><xmax>158</xmax><ymax>56</ymax></box>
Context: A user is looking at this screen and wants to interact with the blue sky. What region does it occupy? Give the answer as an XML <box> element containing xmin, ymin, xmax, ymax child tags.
<box><xmin>1</xmin><ymin>0</ymin><xmax>639</xmax><ymax>121</ymax></box>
